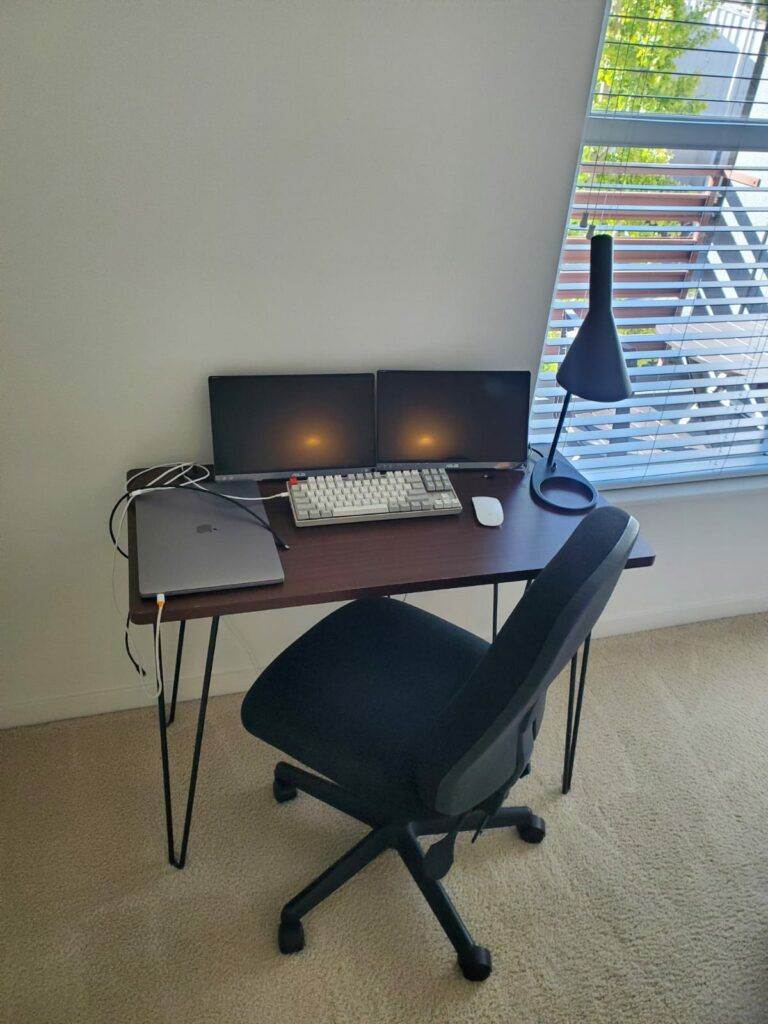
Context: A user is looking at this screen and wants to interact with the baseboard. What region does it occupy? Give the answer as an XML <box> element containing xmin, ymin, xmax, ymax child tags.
<box><xmin>4</xmin><ymin>595</ymin><xmax>766</xmax><ymax>729</ymax></box>
<box><xmin>594</xmin><ymin>593</ymin><xmax>767</xmax><ymax>638</ymax></box>
<box><xmin>1</xmin><ymin>667</ymin><xmax>255</xmax><ymax>730</ymax></box>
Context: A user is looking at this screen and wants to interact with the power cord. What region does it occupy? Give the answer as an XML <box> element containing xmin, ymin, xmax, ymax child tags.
<box><xmin>154</xmin><ymin>594</ymin><xmax>166</xmax><ymax>698</ymax></box>
<box><xmin>124</xmin><ymin>614</ymin><xmax>146</xmax><ymax>677</ymax></box>
<box><xmin>109</xmin><ymin>462</ymin><xmax>211</xmax><ymax>557</ymax></box>
<box><xmin>109</xmin><ymin>461</ymin><xmax>291</xmax><ymax>685</ymax></box>
<box><xmin>526</xmin><ymin>444</ymin><xmax>545</xmax><ymax>475</ymax></box>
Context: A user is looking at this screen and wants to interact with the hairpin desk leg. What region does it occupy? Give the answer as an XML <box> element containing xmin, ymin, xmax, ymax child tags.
<box><xmin>491</xmin><ymin>584</ymin><xmax>499</xmax><ymax>641</ymax></box>
<box><xmin>154</xmin><ymin>616</ymin><xmax>219</xmax><ymax>868</ymax></box>
<box><xmin>562</xmin><ymin>633</ymin><xmax>591</xmax><ymax>794</ymax></box>
<box><xmin>165</xmin><ymin>620</ymin><xmax>186</xmax><ymax>726</ymax></box>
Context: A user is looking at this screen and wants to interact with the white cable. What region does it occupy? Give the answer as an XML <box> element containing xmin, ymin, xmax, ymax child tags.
<box><xmin>154</xmin><ymin>595</ymin><xmax>166</xmax><ymax>698</ymax></box>
<box><xmin>126</xmin><ymin>462</ymin><xmax>210</xmax><ymax>489</ymax></box>
<box><xmin>111</xmin><ymin>461</ymin><xmax>288</xmax><ymax>691</ymax></box>
<box><xmin>188</xmin><ymin>480</ymin><xmax>289</xmax><ymax>501</ymax></box>
<box><xmin>112</xmin><ymin>462</ymin><xmax>209</xmax><ymax>669</ymax></box>
<box><xmin>224</xmin><ymin>618</ymin><xmax>261</xmax><ymax>674</ymax></box>
<box><xmin>112</xmin><ymin>494</ymin><xmax>137</xmax><ymax>614</ymax></box>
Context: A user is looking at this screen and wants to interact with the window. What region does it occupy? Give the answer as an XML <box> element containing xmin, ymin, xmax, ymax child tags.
<box><xmin>533</xmin><ymin>0</ymin><xmax>768</xmax><ymax>486</ymax></box>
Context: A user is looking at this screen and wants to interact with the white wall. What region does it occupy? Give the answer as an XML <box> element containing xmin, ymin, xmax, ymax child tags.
<box><xmin>3</xmin><ymin>1</ymin><xmax>764</xmax><ymax>729</ymax></box>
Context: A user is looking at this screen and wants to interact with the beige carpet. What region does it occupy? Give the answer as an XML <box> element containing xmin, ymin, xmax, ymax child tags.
<box><xmin>2</xmin><ymin>613</ymin><xmax>767</xmax><ymax>1024</ymax></box>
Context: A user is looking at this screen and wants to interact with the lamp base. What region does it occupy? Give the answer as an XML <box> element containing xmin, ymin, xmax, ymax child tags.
<box><xmin>530</xmin><ymin>456</ymin><xmax>597</xmax><ymax>514</ymax></box>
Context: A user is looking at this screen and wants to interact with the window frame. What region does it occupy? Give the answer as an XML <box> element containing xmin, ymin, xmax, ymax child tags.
<box><xmin>535</xmin><ymin>1</ymin><xmax>768</xmax><ymax>490</ymax></box>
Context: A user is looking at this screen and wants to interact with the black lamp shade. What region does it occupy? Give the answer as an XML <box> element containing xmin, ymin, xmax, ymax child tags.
<box><xmin>556</xmin><ymin>234</ymin><xmax>632</xmax><ymax>404</ymax></box>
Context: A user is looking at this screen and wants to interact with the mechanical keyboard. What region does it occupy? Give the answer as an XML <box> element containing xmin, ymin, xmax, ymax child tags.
<box><xmin>289</xmin><ymin>468</ymin><xmax>462</xmax><ymax>526</ymax></box>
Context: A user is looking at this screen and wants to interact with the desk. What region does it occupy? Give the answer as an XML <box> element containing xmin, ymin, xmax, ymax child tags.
<box><xmin>128</xmin><ymin>465</ymin><xmax>654</xmax><ymax>867</ymax></box>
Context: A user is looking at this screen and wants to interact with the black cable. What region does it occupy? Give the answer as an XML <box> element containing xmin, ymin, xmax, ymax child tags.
<box><xmin>109</xmin><ymin>493</ymin><xmax>129</xmax><ymax>558</ymax></box>
<box><xmin>108</xmin><ymin>482</ymin><xmax>290</xmax><ymax>556</ymax></box>
<box><xmin>190</xmin><ymin>485</ymin><xmax>290</xmax><ymax>550</ymax></box>
<box><xmin>112</xmin><ymin>476</ymin><xmax>289</xmax><ymax>680</ymax></box>
<box><xmin>124</xmin><ymin>614</ymin><xmax>146</xmax><ymax>676</ymax></box>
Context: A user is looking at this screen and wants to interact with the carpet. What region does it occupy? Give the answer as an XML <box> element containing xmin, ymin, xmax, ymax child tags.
<box><xmin>2</xmin><ymin>613</ymin><xmax>766</xmax><ymax>1023</ymax></box>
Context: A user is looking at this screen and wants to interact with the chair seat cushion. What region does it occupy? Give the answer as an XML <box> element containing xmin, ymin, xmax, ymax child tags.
<box><xmin>241</xmin><ymin>597</ymin><xmax>489</xmax><ymax>814</ymax></box>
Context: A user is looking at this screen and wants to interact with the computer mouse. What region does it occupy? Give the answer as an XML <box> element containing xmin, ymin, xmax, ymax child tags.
<box><xmin>472</xmin><ymin>496</ymin><xmax>504</xmax><ymax>527</ymax></box>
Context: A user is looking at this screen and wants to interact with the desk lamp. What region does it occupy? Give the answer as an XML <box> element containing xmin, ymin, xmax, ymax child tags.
<box><xmin>531</xmin><ymin>233</ymin><xmax>631</xmax><ymax>513</ymax></box>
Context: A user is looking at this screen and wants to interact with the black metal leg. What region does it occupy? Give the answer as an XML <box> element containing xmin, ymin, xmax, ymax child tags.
<box><xmin>155</xmin><ymin>616</ymin><xmax>219</xmax><ymax>868</ymax></box>
<box><xmin>166</xmin><ymin>620</ymin><xmax>186</xmax><ymax>726</ymax></box>
<box><xmin>398</xmin><ymin>827</ymin><xmax>476</xmax><ymax>958</ymax></box>
<box><xmin>563</xmin><ymin>653</ymin><xmax>577</xmax><ymax>793</ymax></box>
<box><xmin>154</xmin><ymin>631</ymin><xmax>175</xmax><ymax>865</ymax></box>
<box><xmin>562</xmin><ymin>632</ymin><xmax>591</xmax><ymax>794</ymax></box>
<box><xmin>491</xmin><ymin>583</ymin><xmax>499</xmax><ymax>641</ymax></box>
<box><xmin>281</xmin><ymin>829</ymin><xmax>389</xmax><ymax>924</ymax></box>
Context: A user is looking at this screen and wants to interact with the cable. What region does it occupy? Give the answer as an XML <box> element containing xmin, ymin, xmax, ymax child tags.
<box><xmin>109</xmin><ymin>493</ymin><xmax>130</xmax><ymax>557</ymax></box>
<box><xmin>224</xmin><ymin>618</ymin><xmax>261</xmax><ymax>674</ymax></box>
<box><xmin>159</xmin><ymin>485</ymin><xmax>290</xmax><ymax>550</ymax></box>
<box><xmin>526</xmin><ymin>444</ymin><xmax>545</xmax><ymax>471</ymax></box>
<box><xmin>109</xmin><ymin>463</ymin><xmax>211</xmax><ymax>558</ymax></box>
<box><xmin>111</xmin><ymin>496</ymin><xmax>135</xmax><ymax>614</ymax></box>
<box><xmin>109</xmin><ymin>462</ymin><xmax>291</xmax><ymax>687</ymax></box>
<box><xmin>189</xmin><ymin>481</ymin><xmax>290</xmax><ymax>502</ymax></box>
<box><xmin>109</xmin><ymin>466</ymin><xmax>289</xmax><ymax>560</ymax></box>
<box><xmin>154</xmin><ymin>594</ymin><xmax>166</xmax><ymax>698</ymax></box>
<box><xmin>124</xmin><ymin>614</ymin><xmax>146</xmax><ymax>677</ymax></box>
<box><xmin>126</xmin><ymin>462</ymin><xmax>211</xmax><ymax>490</ymax></box>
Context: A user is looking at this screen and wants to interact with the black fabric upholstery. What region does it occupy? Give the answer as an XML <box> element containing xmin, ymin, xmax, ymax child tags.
<box><xmin>242</xmin><ymin>505</ymin><xmax>637</xmax><ymax>821</ymax></box>
<box><xmin>241</xmin><ymin>597</ymin><xmax>488</xmax><ymax>814</ymax></box>
<box><xmin>416</xmin><ymin>506</ymin><xmax>638</xmax><ymax>814</ymax></box>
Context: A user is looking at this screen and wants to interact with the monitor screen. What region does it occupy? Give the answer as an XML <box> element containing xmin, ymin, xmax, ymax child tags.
<box><xmin>209</xmin><ymin>374</ymin><xmax>376</xmax><ymax>478</ymax></box>
<box><xmin>376</xmin><ymin>370</ymin><xmax>530</xmax><ymax>467</ymax></box>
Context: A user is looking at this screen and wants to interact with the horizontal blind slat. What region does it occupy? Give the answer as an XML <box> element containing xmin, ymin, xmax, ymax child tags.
<box><xmin>536</xmin><ymin>3</ymin><xmax>768</xmax><ymax>485</ymax></box>
<box><xmin>532</xmin><ymin>386</ymin><xmax>768</xmax><ymax>415</ymax></box>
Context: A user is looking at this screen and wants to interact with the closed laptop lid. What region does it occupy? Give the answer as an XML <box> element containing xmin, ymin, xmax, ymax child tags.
<box><xmin>134</xmin><ymin>482</ymin><xmax>284</xmax><ymax>598</ymax></box>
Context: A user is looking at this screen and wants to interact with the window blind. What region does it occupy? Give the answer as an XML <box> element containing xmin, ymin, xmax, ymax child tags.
<box><xmin>533</xmin><ymin>0</ymin><xmax>768</xmax><ymax>486</ymax></box>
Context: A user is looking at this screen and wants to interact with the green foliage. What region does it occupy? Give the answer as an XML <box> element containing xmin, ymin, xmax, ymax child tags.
<box><xmin>582</xmin><ymin>0</ymin><xmax>718</xmax><ymax>185</ymax></box>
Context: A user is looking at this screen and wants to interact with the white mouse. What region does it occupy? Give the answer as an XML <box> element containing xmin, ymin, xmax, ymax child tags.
<box><xmin>472</xmin><ymin>496</ymin><xmax>504</xmax><ymax>527</ymax></box>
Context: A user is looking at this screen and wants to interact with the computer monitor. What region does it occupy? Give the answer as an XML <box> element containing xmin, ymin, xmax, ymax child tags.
<box><xmin>209</xmin><ymin>374</ymin><xmax>376</xmax><ymax>480</ymax></box>
<box><xmin>376</xmin><ymin>370</ymin><xmax>530</xmax><ymax>469</ymax></box>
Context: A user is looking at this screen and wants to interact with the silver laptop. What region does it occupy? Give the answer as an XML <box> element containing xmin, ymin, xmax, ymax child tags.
<box><xmin>134</xmin><ymin>482</ymin><xmax>284</xmax><ymax>598</ymax></box>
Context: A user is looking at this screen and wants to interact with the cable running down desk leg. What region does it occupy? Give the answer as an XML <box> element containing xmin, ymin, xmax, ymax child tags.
<box><xmin>154</xmin><ymin>616</ymin><xmax>219</xmax><ymax>868</ymax></box>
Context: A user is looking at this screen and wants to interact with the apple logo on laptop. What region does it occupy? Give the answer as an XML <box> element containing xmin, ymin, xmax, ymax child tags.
<box><xmin>196</xmin><ymin>523</ymin><xmax>218</xmax><ymax>534</ymax></box>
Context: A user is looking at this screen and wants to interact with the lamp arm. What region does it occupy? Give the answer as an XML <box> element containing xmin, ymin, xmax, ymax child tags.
<box><xmin>546</xmin><ymin>391</ymin><xmax>571</xmax><ymax>468</ymax></box>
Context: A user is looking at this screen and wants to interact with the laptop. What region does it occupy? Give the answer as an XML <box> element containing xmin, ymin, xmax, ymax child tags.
<box><xmin>134</xmin><ymin>482</ymin><xmax>285</xmax><ymax>598</ymax></box>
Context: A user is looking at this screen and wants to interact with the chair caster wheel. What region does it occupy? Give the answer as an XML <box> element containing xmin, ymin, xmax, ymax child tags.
<box><xmin>458</xmin><ymin>945</ymin><xmax>492</xmax><ymax>981</ymax></box>
<box><xmin>278</xmin><ymin>920</ymin><xmax>305</xmax><ymax>954</ymax></box>
<box><xmin>517</xmin><ymin>814</ymin><xmax>545</xmax><ymax>844</ymax></box>
<box><xmin>273</xmin><ymin>778</ymin><xmax>298</xmax><ymax>803</ymax></box>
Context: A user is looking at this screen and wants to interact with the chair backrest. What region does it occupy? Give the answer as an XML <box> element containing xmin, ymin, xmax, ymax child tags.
<box><xmin>417</xmin><ymin>505</ymin><xmax>639</xmax><ymax>816</ymax></box>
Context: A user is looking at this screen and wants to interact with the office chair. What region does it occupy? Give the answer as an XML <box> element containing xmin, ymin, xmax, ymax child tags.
<box><xmin>241</xmin><ymin>506</ymin><xmax>638</xmax><ymax>980</ymax></box>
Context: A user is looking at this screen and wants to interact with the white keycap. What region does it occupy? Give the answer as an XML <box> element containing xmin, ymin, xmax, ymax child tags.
<box><xmin>333</xmin><ymin>504</ymin><xmax>389</xmax><ymax>516</ymax></box>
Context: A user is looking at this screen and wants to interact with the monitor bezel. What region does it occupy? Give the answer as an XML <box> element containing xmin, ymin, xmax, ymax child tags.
<box><xmin>209</xmin><ymin>373</ymin><xmax>377</xmax><ymax>481</ymax></box>
<box><xmin>375</xmin><ymin>369</ymin><xmax>531</xmax><ymax>471</ymax></box>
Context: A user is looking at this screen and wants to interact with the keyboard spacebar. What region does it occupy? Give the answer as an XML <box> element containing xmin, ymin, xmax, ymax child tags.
<box><xmin>333</xmin><ymin>504</ymin><xmax>389</xmax><ymax>516</ymax></box>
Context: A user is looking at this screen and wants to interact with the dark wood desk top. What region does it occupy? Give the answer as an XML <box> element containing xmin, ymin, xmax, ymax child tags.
<box><xmin>127</xmin><ymin>467</ymin><xmax>655</xmax><ymax>624</ymax></box>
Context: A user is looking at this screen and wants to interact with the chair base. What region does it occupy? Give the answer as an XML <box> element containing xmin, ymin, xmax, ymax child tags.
<box><xmin>272</xmin><ymin>761</ymin><xmax>545</xmax><ymax>981</ymax></box>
